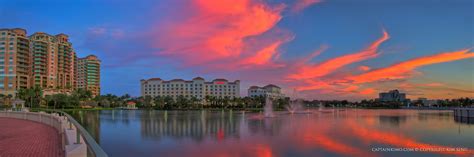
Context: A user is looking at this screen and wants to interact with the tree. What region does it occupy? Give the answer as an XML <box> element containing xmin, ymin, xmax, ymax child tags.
<box><xmin>73</xmin><ymin>88</ymin><xmax>93</xmax><ymax>101</ymax></box>
<box><xmin>163</xmin><ymin>96</ymin><xmax>174</xmax><ymax>109</ymax></box>
<box><xmin>176</xmin><ymin>95</ymin><xmax>189</xmax><ymax>109</ymax></box>
<box><xmin>142</xmin><ymin>95</ymin><xmax>153</xmax><ymax>108</ymax></box>
<box><xmin>153</xmin><ymin>96</ymin><xmax>165</xmax><ymax>109</ymax></box>
<box><xmin>190</xmin><ymin>96</ymin><xmax>200</xmax><ymax>109</ymax></box>
<box><xmin>24</xmin><ymin>86</ymin><xmax>43</xmax><ymax>108</ymax></box>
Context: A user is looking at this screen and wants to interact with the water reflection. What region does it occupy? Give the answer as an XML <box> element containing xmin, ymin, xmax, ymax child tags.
<box><xmin>378</xmin><ymin>115</ymin><xmax>407</xmax><ymax>127</ymax></box>
<box><xmin>140</xmin><ymin>110</ymin><xmax>241</xmax><ymax>141</ymax></box>
<box><xmin>454</xmin><ymin>117</ymin><xmax>474</xmax><ymax>124</ymax></box>
<box><xmin>72</xmin><ymin>109</ymin><xmax>474</xmax><ymax>157</ymax></box>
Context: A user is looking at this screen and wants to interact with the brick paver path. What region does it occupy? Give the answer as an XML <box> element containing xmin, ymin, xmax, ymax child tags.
<box><xmin>0</xmin><ymin>117</ymin><xmax>63</xmax><ymax>157</ymax></box>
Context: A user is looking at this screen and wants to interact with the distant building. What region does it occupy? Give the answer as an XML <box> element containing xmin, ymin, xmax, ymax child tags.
<box><xmin>248</xmin><ymin>84</ymin><xmax>285</xmax><ymax>99</ymax></box>
<box><xmin>126</xmin><ymin>101</ymin><xmax>137</xmax><ymax>109</ymax></box>
<box><xmin>77</xmin><ymin>55</ymin><xmax>101</xmax><ymax>97</ymax></box>
<box><xmin>140</xmin><ymin>77</ymin><xmax>240</xmax><ymax>99</ymax></box>
<box><xmin>378</xmin><ymin>89</ymin><xmax>406</xmax><ymax>102</ymax></box>
<box><xmin>417</xmin><ymin>98</ymin><xmax>438</xmax><ymax>106</ymax></box>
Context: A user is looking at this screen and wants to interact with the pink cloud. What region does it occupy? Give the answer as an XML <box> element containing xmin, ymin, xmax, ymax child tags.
<box><xmin>288</xmin><ymin>30</ymin><xmax>389</xmax><ymax>80</ymax></box>
<box><xmin>347</xmin><ymin>49</ymin><xmax>473</xmax><ymax>84</ymax></box>
<box><xmin>152</xmin><ymin>0</ymin><xmax>288</xmax><ymax>67</ymax></box>
<box><xmin>292</xmin><ymin>0</ymin><xmax>322</xmax><ymax>13</ymax></box>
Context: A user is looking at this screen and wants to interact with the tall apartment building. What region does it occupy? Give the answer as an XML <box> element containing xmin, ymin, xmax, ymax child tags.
<box><xmin>0</xmin><ymin>28</ymin><xmax>32</xmax><ymax>96</ymax></box>
<box><xmin>77</xmin><ymin>55</ymin><xmax>101</xmax><ymax>97</ymax></box>
<box><xmin>141</xmin><ymin>77</ymin><xmax>240</xmax><ymax>99</ymax></box>
<box><xmin>71</xmin><ymin>52</ymin><xmax>77</xmax><ymax>89</ymax></box>
<box><xmin>29</xmin><ymin>32</ymin><xmax>75</xmax><ymax>92</ymax></box>
<box><xmin>0</xmin><ymin>28</ymin><xmax>100</xmax><ymax>97</ymax></box>
<box><xmin>56</xmin><ymin>34</ymin><xmax>74</xmax><ymax>90</ymax></box>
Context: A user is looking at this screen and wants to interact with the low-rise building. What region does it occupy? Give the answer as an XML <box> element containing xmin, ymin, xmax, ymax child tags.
<box><xmin>417</xmin><ymin>98</ymin><xmax>438</xmax><ymax>106</ymax></box>
<box><xmin>140</xmin><ymin>77</ymin><xmax>240</xmax><ymax>99</ymax></box>
<box><xmin>378</xmin><ymin>89</ymin><xmax>406</xmax><ymax>102</ymax></box>
<box><xmin>248</xmin><ymin>84</ymin><xmax>285</xmax><ymax>99</ymax></box>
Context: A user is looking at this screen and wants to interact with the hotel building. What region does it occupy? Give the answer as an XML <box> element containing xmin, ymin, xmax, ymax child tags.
<box><xmin>140</xmin><ymin>77</ymin><xmax>240</xmax><ymax>99</ymax></box>
<box><xmin>248</xmin><ymin>84</ymin><xmax>285</xmax><ymax>99</ymax></box>
<box><xmin>77</xmin><ymin>55</ymin><xmax>101</xmax><ymax>97</ymax></box>
<box><xmin>0</xmin><ymin>28</ymin><xmax>32</xmax><ymax>96</ymax></box>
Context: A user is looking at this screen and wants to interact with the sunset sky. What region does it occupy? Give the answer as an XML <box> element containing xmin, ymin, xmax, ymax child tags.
<box><xmin>1</xmin><ymin>0</ymin><xmax>473</xmax><ymax>100</ymax></box>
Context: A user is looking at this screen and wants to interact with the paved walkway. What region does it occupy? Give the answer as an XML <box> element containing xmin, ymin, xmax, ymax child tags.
<box><xmin>0</xmin><ymin>117</ymin><xmax>63</xmax><ymax>157</ymax></box>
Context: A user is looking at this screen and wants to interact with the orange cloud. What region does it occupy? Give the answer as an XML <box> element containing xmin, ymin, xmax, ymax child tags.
<box><xmin>342</xmin><ymin>85</ymin><xmax>359</xmax><ymax>92</ymax></box>
<box><xmin>288</xmin><ymin>30</ymin><xmax>389</xmax><ymax>80</ymax></box>
<box><xmin>359</xmin><ymin>88</ymin><xmax>375</xmax><ymax>95</ymax></box>
<box><xmin>348</xmin><ymin>49</ymin><xmax>474</xmax><ymax>84</ymax></box>
<box><xmin>358</xmin><ymin>65</ymin><xmax>371</xmax><ymax>71</ymax></box>
<box><xmin>294</xmin><ymin>79</ymin><xmax>332</xmax><ymax>91</ymax></box>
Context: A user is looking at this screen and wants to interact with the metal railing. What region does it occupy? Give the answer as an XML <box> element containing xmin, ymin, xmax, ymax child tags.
<box><xmin>39</xmin><ymin>109</ymin><xmax>108</xmax><ymax>157</ymax></box>
<box><xmin>0</xmin><ymin>109</ymin><xmax>108</xmax><ymax>157</ymax></box>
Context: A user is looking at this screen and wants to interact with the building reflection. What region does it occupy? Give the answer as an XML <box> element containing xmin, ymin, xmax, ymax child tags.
<box><xmin>69</xmin><ymin>110</ymin><xmax>101</xmax><ymax>143</ymax></box>
<box><xmin>101</xmin><ymin>110</ymin><xmax>136</xmax><ymax>124</ymax></box>
<box><xmin>139</xmin><ymin>110</ymin><xmax>285</xmax><ymax>142</ymax></box>
<box><xmin>246</xmin><ymin>117</ymin><xmax>284</xmax><ymax>136</ymax></box>
<box><xmin>140</xmin><ymin>110</ymin><xmax>241</xmax><ymax>142</ymax></box>
<box><xmin>454</xmin><ymin>116</ymin><xmax>474</xmax><ymax>124</ymax></box>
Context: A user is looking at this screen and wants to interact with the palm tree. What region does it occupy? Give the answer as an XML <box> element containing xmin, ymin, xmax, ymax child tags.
<box><xmin>0</xmin><ymin>94</ymin><xmax>5</xmax><ymax>106</ymax></box>
<box><xmin>223</xmin><ymin>96</ymin><xmax>230</xmax><ymax>108</ymax></box>
<box><xmin>190</xmin><ymin>96</ymin><xmax>199</xmax><ymax>109</ymax></box>
<box><xmin>32</xmin><ymin>86</ymin><xmax>43</xmax><ymax>108</ymax></box>
<box><xmin>204</xmin><ymin>95</ymin><xmax>211</xmax><ymax>108</ymax></box>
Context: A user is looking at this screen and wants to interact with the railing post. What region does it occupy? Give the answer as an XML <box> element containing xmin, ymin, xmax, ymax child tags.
<box><xmin>76</xmin><ymin>130</ymin><xmax>81</xmax><ymax>144</ymax></box>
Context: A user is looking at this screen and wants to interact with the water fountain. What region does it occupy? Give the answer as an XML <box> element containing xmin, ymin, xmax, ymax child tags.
<box><xmin>264</xmin><ymin>97</ymin><xmax>275</xmax><ymax>117</ymax></box>
<box><xmin>318</xmin><ymin>102</ymin><xmax>324</xmax><ymax>111</ymax></box>
<box><xmin>286</xmin><ymin>99</ymin><xmax>303</xmax><ymax>114</ymax></box>
<box><xmin>318</xmin><ymin>102</ymin><xmax>334</xmax><ymax>113</ymax></box>
<box><xmin>286</xmin><ymin>99</ymin><xmax>312</xmax><ymax>114</ymax></box>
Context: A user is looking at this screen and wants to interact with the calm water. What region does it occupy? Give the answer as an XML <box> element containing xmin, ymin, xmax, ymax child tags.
<box><xmin>70</xmin><ymin>109</ymin><xmax>474</xmax><ymax>157</ymax></box>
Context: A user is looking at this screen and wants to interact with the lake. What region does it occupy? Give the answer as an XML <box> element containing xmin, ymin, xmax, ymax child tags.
<box><xmin>69</xmin><ymin>109</ymin><xmax>474</xmax><ymax>157</ymax></box>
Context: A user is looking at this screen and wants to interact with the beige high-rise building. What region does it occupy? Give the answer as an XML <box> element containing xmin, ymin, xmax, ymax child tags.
<box><xmin>77</xmin><ymin>55</ymin><xmax>101</xmax><ymax>97</ymax></box>
<box><xmin>0</xmin><ymin>28</ymin><xmax>100</xmax><ymax>97</ymax></box>
<box><xmin>71</xmin><ymin>51</ymin><xmax>77</xmax><ymax>89</ymax></box>
<box><xmin>29</xmin><ymin>32</ymin><xmax>75</xmax><ymax>93</ymax></box>
<box><xmin>55</xmin><ymin>34</ymin><xmax>74</xmax><ymax>90</ymax></box>
<box><xmin>0</xmin><ymin>28</ymin><xmax>32</xmax><ymax>96</ymax></box>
